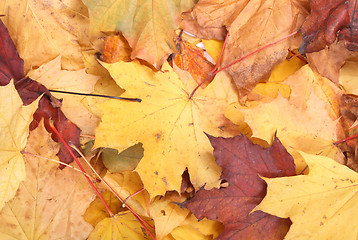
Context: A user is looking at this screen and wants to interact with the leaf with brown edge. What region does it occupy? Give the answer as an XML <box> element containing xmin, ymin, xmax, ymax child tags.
<box><xmin>299</xmin><ymin>0</ymin><xmax>358</xmax><ymax>54</ymax></box>
<box><xmin>181</xmin><ymin>0</ymin><xmax>308</xmax><ymax>95</ymax></box>
<box><xmin>0</xmin><ymin>19</ymin><xmax>82</xmax><ymax>168</ymax></box>
<box><xmin>184</xmin><ymin>134</ymin><xmax>296</xmax><ymax>240</ymax></box>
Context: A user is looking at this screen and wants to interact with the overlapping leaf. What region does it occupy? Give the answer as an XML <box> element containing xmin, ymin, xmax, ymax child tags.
<box><xmin>0</xmin><ymin>0</ymin><xmax>89</xmax><ymax>71</ymax></box>
<box><xmin>0</xmin><ymin>122</ymin><xmax>94</xmax><ymax>239</ymax></box>
<box><xmin>256</xmin><ymin>152</ymin><xmax>358</xmax><ymax>239</ymax></box>
<box><xmin>185</xmin><ymin>134</ymin><xmax>295</xmax><ymax>239</ymax></box>
<box><xmin>0</xmin><ymin>81</ymin><xmax>39</xmax><ymax>211</ymax></box>
<box><xmin>225</xmin><ymin>65</ymin><xmax>344</xmax><ymax>171</ymax></box>
<box><xmin>95</xmin><ymin>60</ymin><xmax>241</xmax><ymax>197</ymax></box>
<box><xmin>83</xmin><ymin>0</ymin><xmax>196</xmax><ymax>68</ymax></box>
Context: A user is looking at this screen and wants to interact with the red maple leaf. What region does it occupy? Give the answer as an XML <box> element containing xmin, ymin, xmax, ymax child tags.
<box><xmin>299</xmin><ymin>0</ymin><xmax>358</xmax><ymax>54</ymax></box>
<box><xmin>0</xmin><ymin>19</ymin><xmax>81</xmax><ymax>168</ymax></box>
<box><xmin>184</xmin><ymin>134</ymin><xmax>296</xmax><ymax>239</ymax></box>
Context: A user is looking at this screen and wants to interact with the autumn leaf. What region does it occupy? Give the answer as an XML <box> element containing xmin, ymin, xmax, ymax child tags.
<box><xmin>0</xmin><ymin>0</ymin><xmax>90</xmax><ymax>71</ymax></box>
<box><xmin>255</xmin><ymin>152</ymin><xmax>358</xmax><ymax>240</ymax></box>
<box><xmin>173</xmin><ymin>33</ymin><xmax>215</xmax><ymax>86</ymax></box>
<box><xmin>88</xmin><ymin>211</ymin><xmax>154</xmax><ymax>240</ymax></box>
<box><xmin>0</xmin><ymin>81</ymin><xmax>39</xmax><ymax>211</ymax></box>
<box><xmin>0</xmin><ymin>18</ymin><xmax>84</xmax><ymax>168</ymax></box>
<box><xmin>0</xmin><ymin>121</ymin><xmax>94</xmax><ymax>239</ymax></box>
<box><xmin>27</xmin><ymin>56</ymin><xmax>100</xmax><ymax>135</ymax></box>
<box><xmin>185</xmin><ymin>134</ymin><xmax>295</xmax><ymax>239</ymax></box>
<box><xmin>225</xmin><ymin>65</ymin><xmax>344</xmax><ymax>171</ymax></box>
<box><xmin>95</xmin><ymin>60</ymin><xmax>241</xmax><ymax>198</ymax></box>
<box><xmin>299</xmin><ymin>0</ymin><xmax>358</xmax><ymax>54</ymax></box>
<box><xmin>83</xmin><ymin>0</ymin><xmax>196</xmax><ymax>68</ymax></box>
<box><xmin>181</xmin><ymin>0</ymin><xmax>307</xmax><ymax>94</ymax></box>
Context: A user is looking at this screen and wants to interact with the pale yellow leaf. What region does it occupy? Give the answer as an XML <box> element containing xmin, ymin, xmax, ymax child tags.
<box><xmin>255</xmin><ymin>152</ymin><xmax>358</xmax><ymax>240</ymax></box>
<box><xmin>0</xmin><ymin>81</ymin><xmax>39</xmax><ymax>211</ymax></box>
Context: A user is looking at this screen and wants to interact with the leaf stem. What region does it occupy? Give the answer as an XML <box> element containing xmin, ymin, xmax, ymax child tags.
<box><xmin>333</xmin><ymin>133</ymin><xmax>358</xmax><ymax>145</ymax></box>
<box><xmin>70</xmin><ymin>144</ymin><xmax>156</xmax><ymax>236</ymax></box>
<box><xmin>49</xmin><ymin>89</ymin><xmax>142</xmax><ymax>102</ymax></box>
<box><xmin>189</xmin><ymin>31</ymin><xmax>298</xmax><ymax>98</ymax></box>
<box><xmin>48</xmin><ymin>121</ymin><xmax>114</xmax><ymax>217</ymax></box>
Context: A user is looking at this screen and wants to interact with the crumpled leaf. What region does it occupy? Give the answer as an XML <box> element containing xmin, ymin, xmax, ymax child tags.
<box><xmin>0</xmin><ymin>121</ymin><xmax>95</xmax><ymax>239</ymax></box>
<box><xmin>225</xmin><ymin>65</ymin><xmax>344</xmax><ymax>171</ymax></box>
<box><xmin>0</xmin><ymin>0</ymin><xmax>90</xmax><ymax>71</ymax></box>
<box><xmin>299</xmin><ymin>0</ymin><xmax>358</xmax><ymax>54</ymax></box>
<box><xmin>95</xmin><ymin>60</ymin><xmax>241</xmax><ymax>197</ymax></box>
<box><xmin>87</xmin><ymin>211</ymin><xmax>154</xmax><ymax>240</ymax></box>
<box><xmin>0</xmin><ymin>81</ymin><xmax>39</xmax><ymax>211</ymax></box>
<box><xmin>185</xmin><ymin>134</ymin><xmax>295</xmax><ymax>240</ymax></box>
<box><xmin>306</xmin><ymin>41</ymin><xmax>353</xmax><ymax>84</ymax></box>
<box><xmin>181</xmin><ymin>0</ymin><xmax>308</xmax><ymax>94</ymax></box>
<box><xmin>83</xmin><ymin>0</ymin><xmax>195</xmax><ymax>69</ymax></box>
<box><xmin>27</xmin><ymin>56</ymin><xmax>100</xmax><ymax>135</ymax></box>
<box><xmin>255</xmin><ymin>152</ymin><xmax>358</xmax><ymax>240</ymax></box>
<box><xmin>173</xmin><ymin>34</ymin><xmax>214</xmax><ymax>86</ymax></box>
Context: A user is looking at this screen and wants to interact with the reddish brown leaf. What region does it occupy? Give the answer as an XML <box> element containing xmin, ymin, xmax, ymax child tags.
<box><xmin>173</xmin><ymin>34</ymin><xmax>215</xmax><ymax>87</ymax></box>
<box><xmin>0</xmin><ymin>20</ymin><xmax>24</xmax><ymax>84</ymax></box>
<box><xmin>0</xmin><ymin>19</ymin><xmax>81</xmax><ymax>168</ymax></box>
<box><xmin>299</xmin><ymin>0</ymin><xmax>358</xmax><ymax>54</ymax></box>
<box><xmin>185</xmin><ymin>134</ymin><xmax>296</xmax><ymax>239</ymax></box>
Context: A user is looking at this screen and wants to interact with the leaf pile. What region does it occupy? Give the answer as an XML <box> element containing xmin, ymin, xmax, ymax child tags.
<box><xmin>2</xmin><ymin>0</ymin><xmax>358</xmax><ymax>239</ymax></box>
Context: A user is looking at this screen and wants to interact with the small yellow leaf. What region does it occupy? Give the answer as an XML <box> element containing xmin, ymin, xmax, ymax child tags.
<box><xmin>0</xmin><ymin>81</ymin><xmax>39</xmax><ymax>211</ymax></box>
<box><xmin>202</xmin><ymin>39</ymin><xmax>224</xmax><ymax>63</ymax></box>
<box><xmin>255</xmin><ymin>152</ymin><xmax>358</xmax><ymax>240</ymax></box>
<box><xmin>104</xmin><ymin>171</ymin><xmax>151</xmax><ymax>218</ymax></box>
<box><xmin>88</xmin><ymin>211</ymin><xmax>154</xmax><ymax>240</ymax></box>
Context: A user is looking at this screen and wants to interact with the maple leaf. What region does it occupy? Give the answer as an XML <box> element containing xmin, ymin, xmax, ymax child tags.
<box><xmin>83</xmin><ymin>0</ymin><xmax>196</xmax><ymax>69</ymax></box>
<box><xmin>181</xmin><ymin>0</ymin><xmax>307</xmax><ymax>94</ymax></box>
<box><xmin>0</xmin><ymin>81</ymin><xmax>39</xmax><ymax>211</ymax></box>
<box><xmin>255</xmin><ymin>152</ymin><xmax>358</xmax><ymax>239</ymax></box>
<box><xmin>185</xmin><ymin>134</ymin><xmax>295</xmax><ymax>239</ymax></box>
<box><xmin>95</xmin><ymin>60</ymin><xmax>241</xmax><ymax>197</ymax></box>
<box><xmin>0</xmin><ymin>121</ymin><xmax>94</xmax><ymax>239</ymax></box>
<box><xmin>0</xmin><ymin>19</ymin><xmax>83</xmax><ymax>168</ymax></box>
<box><xmin>299</xmin><ymin>0</ymin><xmax>358</xmax><ymax>54</ymax></box>
<box><xmin>225</xmin><ymin>65</ymin><xmax>344</xmax><ymax>171</ymax></box>
<box><xmin>0</xmin><ymin>0</ymin><xmax>90</xmax><ymax>71</ymax></box>
<box><xmin>28</xmin><ymin>56</ymin><xmax>99</xmax><ymax>135</ymax></box>
<box><xmin>88</xmin><ymin>211</ymin><xmax>154</xmax><ymax>240</ymax></box>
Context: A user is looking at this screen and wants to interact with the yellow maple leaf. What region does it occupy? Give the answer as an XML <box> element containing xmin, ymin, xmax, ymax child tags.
<box><xmin>0</xmin><ymin>121</ymin><xmax>94</xmax><ymax>239</ymax></box>
<box><xmin>27</xmin><ymin>56</ymin><xmax>99</xmax><ymax>134</ymax></box>
<box><xmin>82</xmin><ymin>0</ymin><xmax>195</xmax><ymax>69</ymax></box>
<box><xmin>88</xmin><ymin>211</ymin><xmax>154</xmax><ymax>240</ymax></box>
<box><xmin>0</xmin><ymin>81</ymin><xmax>39</xmax><ymax>211</ymax></box>
<box><xmin>95</xmin><ymin>60</ymin><xmax>241</xmax><ymax>198</ymax></box>
<box><xmin>225</xmin><ymin>65</ymin><xmax>344</xmax><ymax>171</ymax></box>
<box><xmin>0</xmin><ymin>0</ymin><xmax>90</xmax><ymax>71</ymax></box>
<box><xmin>255</xmin><ymin>152</ymin><xmax>358</xmax><ymax>240</ymax></box>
